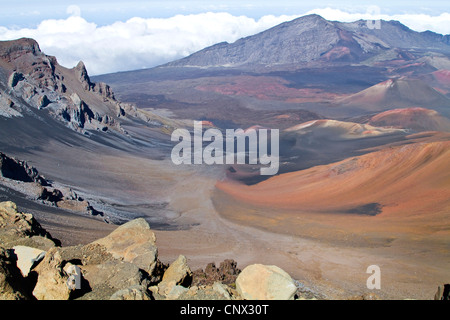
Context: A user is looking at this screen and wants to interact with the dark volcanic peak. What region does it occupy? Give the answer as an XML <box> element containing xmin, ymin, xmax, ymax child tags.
<box><xmin>165</xmin><ymin>15</ymin><xmax>450</xmax><ymax>70</ymax></box>
<box><xmin>167</xmin><ymin>14</ymin><xmax>341</xmax><ymax>68</ymax></box>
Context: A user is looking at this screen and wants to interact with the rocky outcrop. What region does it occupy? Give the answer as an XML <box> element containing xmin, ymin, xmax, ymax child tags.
<box><xmin>0</xmin><ymin>39</ymin><xmax>118</xmax><ymax>133</ymax></box>
<box><xmin>1</xmin><ymin>38</ymin><xmax>175</xmax><ymax>138</ymax></box>
<box><xmin>74</xmin><ymin>61</ymin><xmax>93</xmax><ymax>91</ymax></box>
<box><xmin>236</xmin><ymin>264</ymin><xmax>297</xmax><ymax>300</ymax></box>
<box><xmin>0</xmin><ymin>201</ymin><xmax>57</xmax><ymax>253</ymax></box>
<box><xmin>0</xmin><ymin>152</ymin><xmax>106</xmax><ymax>220</ymax></box>
<box><xmin>0</xmin><ymin>39</ymin><xmax>61</xmax><ymax>92</ymax></box>
<box><xmin>0</xmin><ymin>152</ymin><xmax>47</xmax><ymax>185</ymax></box>
<box><xmin>192</xmin><ymin>259</ymin><xmax>240</xmax><ymax>286</ymax></box>
<box><xmin>0</xmin><ymin>201</ymin><xmax>55</xmax><ymax>244</ymax></box>
<box><xmin>38</xmin><ymin>187</ymin><xmax>63</xmax><ymax>203</ymax></box>
<box><xmin>93</xmin><ymin>82</ymin><xmax>115</xmax><ymax>100</ymax></box>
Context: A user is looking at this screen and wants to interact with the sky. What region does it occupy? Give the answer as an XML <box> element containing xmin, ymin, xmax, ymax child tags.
<box><xmin>0</xmin><ymin>1</ymin><xmax>449</xmax><ymax>75</ymax></box>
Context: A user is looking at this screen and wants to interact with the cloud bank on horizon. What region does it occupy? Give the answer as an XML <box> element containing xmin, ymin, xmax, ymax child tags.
<box><xmin>0</xmin><ymin>6</ymin><xmax>449</xmax><ymax>75</ymax></box>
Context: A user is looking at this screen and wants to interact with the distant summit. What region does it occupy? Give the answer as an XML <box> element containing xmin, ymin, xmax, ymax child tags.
<box><xmin>165</xmin><ymin>14</ymin><xmax>450</xmax><ymax>70</ymax></box>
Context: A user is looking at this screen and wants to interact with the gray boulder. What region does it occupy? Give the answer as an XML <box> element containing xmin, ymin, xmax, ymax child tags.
<box><xmin>161</xmin><ymin>255</ymin><xmax>192</xmax><ymax>286</ymax></box>
<box><xmin>236</xmin><ymin>264</ymin><xmax>297</xmax><ymax>300</ymax></box>
<box><xmin>93</xmin><ymin>218</ymin><xmax>158</xmax><ymax>275</ymax></box>
<box><xmin>79</xmin><ymin>260</ymin><xmax>148</xmax><ymax>300</ymax></box>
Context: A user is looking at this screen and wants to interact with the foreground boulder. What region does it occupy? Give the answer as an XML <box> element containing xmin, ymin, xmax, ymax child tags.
<box><xmin>236</xmin><ymin>264</ymin><xmax>297</xmax><ymax>300</ymax></box>
<box><xmin>93</xmin><ymin>218</ymin><xmax>158</xmax><ymax>275</ymax></box>
<box><xmin>157</xmin><ymin>255</ymin><xmax>192</xmax><ymax>298</ymax></box>
<box><xmin>12</xmin><ymin>246</ymin><xmax>46</xmax><ymax>277</ymax></box>
<box><xmin>0</xmin><ymin>247</ymin><xmax>30</xmax><ymax>300</ymax></box>
<box><xmin>79</xmin><ymin>260</ymin><xmax>149</xmax><ymax>300</ymax></box>
<box><xmin>161</xmin><ymin>255</ymin><xmax>192</xmax><ymax>286</ymax></box>
<box><xmin>32</xmin><ymin>248</ymin><xmax>72</xmax><ymax>300</ymax></box>
<box><xmin>0</xmin><ymin>201</ymin><xmax>57</xmax><ymax>250</ymax></box>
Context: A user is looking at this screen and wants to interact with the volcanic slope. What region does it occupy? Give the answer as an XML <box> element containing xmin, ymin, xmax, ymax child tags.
<box><xmin>367</xmin><ymin>107</ymin><xmax>450</xmax><ymax>132</ymax></box>
<box><xmin>214</xmin><ymin>139</ymin><xmax>450</xmax><ymax>243</ymax></box>
<box><xmin>335</xmin><ymin>77</ymin><xmax>450</xmax><ymax>116</ymax></box>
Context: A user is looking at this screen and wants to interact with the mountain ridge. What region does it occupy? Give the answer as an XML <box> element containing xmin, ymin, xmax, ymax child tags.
<box><xmin>163</xmin><ymin>14</ymin><xmax>450</xmax><ymax>70</ymax></box>
<box><xmin>0</xmin><ymin>37</ymin><xmax>183</xmax><ymax>137</ymax></box>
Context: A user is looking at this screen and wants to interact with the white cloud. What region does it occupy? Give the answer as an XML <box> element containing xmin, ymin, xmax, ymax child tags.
<box><xmin>66</xmin><ymin>5</ymin><xmax>82</xmax><ymax>18</ymax></box>
<box><xmin>306</xmin><ymin>7</ymin><xmax>450</xmax><ymax>34</ymax></box>
<box><xmin>0</xmin><ymin>12</ymin><xmax>299</xmax><ymax>75</ymax></box>
<box><xmin>0</xmin><ymin>8</ymin><xmax>449</xmax><ymax>75</ymax></box>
